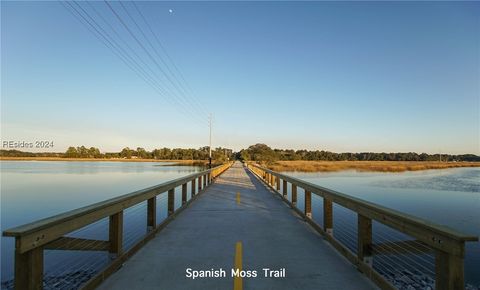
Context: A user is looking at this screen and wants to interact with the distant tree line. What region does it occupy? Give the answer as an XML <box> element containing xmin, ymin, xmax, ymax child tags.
<box><xmin>1</xmin><ymin>146</ymin><xmax>235</xmax><ymax>162</ymax></box>
<box><xmin>238</xmin><ymin>144</ymin><xmax>480</xmax><ymax>163</ymax></box>
<box><xmin>2</xmin><ymin>143</ymin><xmax>479</xmax><ymax>162</ymax></box>
<box><xmin>105</xmin><ymin>146</ymin><xmax>234</xmax><ymax>162</ymax></box>
<box><xmin>0</xmin><ymin>150</ymin><xmax>63</xmax><ymax>158</ymax></box>
<box><xmin>65</xmin><ymin>146</ymin><xmax>102</xmax><ymax>158</ymax></box>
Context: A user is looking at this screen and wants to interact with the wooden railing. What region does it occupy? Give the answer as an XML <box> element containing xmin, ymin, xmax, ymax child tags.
<box><xmin>2</xmin><ymin>162</ymin><xmax>233</xmax><ymax>290</ymax></box>
<box><xmin>246</xmin><ymin>163</ymin><xmax>478</xmax><ymax>290</ymax></box>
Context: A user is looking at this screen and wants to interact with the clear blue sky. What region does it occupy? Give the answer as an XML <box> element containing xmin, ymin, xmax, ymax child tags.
<box><xmin>1</xmin><ymin>1</ymin><xmax>479</xmax><ymax>154</ymax></box>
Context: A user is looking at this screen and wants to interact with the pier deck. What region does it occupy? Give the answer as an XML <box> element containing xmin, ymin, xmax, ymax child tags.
<box><xmin>98</xmin><ymin>162</ymin><xmax>376</xmax><ymax>290</ymax></box>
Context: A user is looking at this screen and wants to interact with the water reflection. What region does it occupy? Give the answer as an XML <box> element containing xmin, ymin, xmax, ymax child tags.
<box><xmin>0</xmin><ymin>161</ymin><xmax>202</xmax><ymax>285</ymax></box>
<box><xmin>1</xmin><ymin>163</ymin><xmax>478</xmax><ymax>287</ymax></box>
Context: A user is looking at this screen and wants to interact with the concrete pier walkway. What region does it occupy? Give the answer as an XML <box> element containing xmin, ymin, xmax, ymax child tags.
<box><xmin>99</xmin><ymin>162</ymin><xmax>377</xmax><ymax>290</ymax></box>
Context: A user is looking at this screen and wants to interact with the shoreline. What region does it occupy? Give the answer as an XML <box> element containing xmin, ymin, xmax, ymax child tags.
<box><xmin>2</xmin><ymin>158</ymin><xmax>480</xmax><ymax>173</ymax></box>
<box><xmin>0</xmin><ymin>157</ymin><xmax>208</xmax><ymax>164</ymax></box>
<box><xmin>265</xmin><ymin>160</ymin><xmax>480</xmax><ymax>173</ymax></box>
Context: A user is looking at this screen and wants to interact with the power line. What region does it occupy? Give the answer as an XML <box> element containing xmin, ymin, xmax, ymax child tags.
<box><xmin>119</xmin><ymin>1</ymin><xmax>206</xmax><ymax>121</ymax></box>
<box><xmin>81</xmin><ymin>1</ymin><xmax>204</xmax><ymax>124</ymax></box>
<box><xmin>130</xmin><ymin>1</ymin><xmax>210</xmax><ymax>117</ymax></box>
<box><xmin>61</xmin><ymin>1</ymin><xmax>208</xmax><ymax>127</ymax></box>
<box><xmin>104</xmin><ymin>1</ymin><xmax>208</xmax><ymax>125</ymax></box>
<box><xmin>67</xmin><ymin>1</ymin><xmax>197</xmax><ymax>124</ymax></box>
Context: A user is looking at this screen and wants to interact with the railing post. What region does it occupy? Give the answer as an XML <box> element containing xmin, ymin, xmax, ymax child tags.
<box><xmin>283</xmin><ymin>180</ymin><xmax>287</xmax><ymax>197</ymax></box>
<box><xmin>324</xmin><ymin>198</ymin><xmax>333</xmax><ymax>235</ymax></box>
<box><xmin>109</xmin><ymin>211</ymin><xmax>123</xmax><ymax>257</ymax></box>
<box><xmin>357</xmin><ymin>214</ymin><xmax>373</xmax><ymax>266</ymax></box>
<box><xmin>435</xmin><ymin>249</ymin><xmax>464</xmax><ymax>290</ymax></box>
<box><xmin>291</xmin><ymin>184</ymin><xmax>297</xmax><ymax>206</ymax></box>
<box><xmin>198</xmin><ymin>176</ymin><xmax>202</xmax><ymax>192</ymax></box>
<box><xmin>168</xmin><ymin>189</ymin><xmax>175</xmax><ymax>216</ymax></box>
<box><xmin>147</xmin><ymin>197</ymin><xmax>156</xmax><ymax>231</ymax></box>
<box><xmin>203</xmin><ymin>174</ymin><xmax>207</xmax><ymax>188</ymax></box>
<box><xmin>276</xmin><ymin>177</ymin><xmax>280</xmax><ymax>191</ymax></box>
<box><xmin>191</xmin><ymin>179</ymin><xmax>196</xmax><ymax>196</ymax></box>
<box><xmin>182</xmin><ymin>183</ymin><xmax>187</xmax><ymax>205</ymax></box>
<box><xmin>304</xmin><ymin>190</ymin><xmax>312</xmax><ymax>219</ymax></box>
<box><xmin>14</xmin><ymin>241</ymin><xmax>43</xmax><ymax>290</ymax></box>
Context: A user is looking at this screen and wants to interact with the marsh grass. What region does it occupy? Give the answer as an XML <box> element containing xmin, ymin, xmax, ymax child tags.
<box><xmin>265</xmin><ymin>160</ymin><xmax>480</xmax><ymax>173</ymax></box>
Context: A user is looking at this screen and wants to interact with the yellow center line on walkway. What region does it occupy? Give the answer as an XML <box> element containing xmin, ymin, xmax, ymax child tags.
<box><xmin>236</xmin><ymin>192</ymin><xmax>241</xmax><ymax>204</ymax></box>
<box><xmin>234</xmin><ymin>241</ymin><xmax>243</xmax><ymax>290</ymax></box>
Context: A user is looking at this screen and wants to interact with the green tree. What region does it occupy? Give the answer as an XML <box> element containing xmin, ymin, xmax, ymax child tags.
<box><xmin>244</xmin><ymin>144</ymin><xmax>279</xmax><ymax>163</ymax></box>
<box><xmin>65</xmin><ymin>147</ymin><xmax>78</xmax><ymax>158</ymax></box>
<box><xmin>120</xmin><ymin>147</ymin><xmax>133</xmax><ymax>159</ymax></box>
<box><xmin>136</xmin><ymin>147</ymin><xmax>149</xmax><ymax>159</ymax></box>
<box><xmin>88</xmin><ymin>147</ymin><xmax>102</xmax><ymax>158</ymax></box>
<box><xmin>76</xmin><ymin>146</ymin><xmax>89</xmax><ymax>158</ymax></box>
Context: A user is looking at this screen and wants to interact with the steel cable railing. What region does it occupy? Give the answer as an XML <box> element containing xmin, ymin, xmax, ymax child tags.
<box><xmin>43</xmin><ymin>194</ymin><xmax>180</xmax><ymax>289</ymax></box>
<box><xmin>311</xmin><ymin>194</ymin><xmax>324</xmax><ymax>228</ymax></box>
<box><xmin>332</xmin><ymin>204</ymin><xmax>358</xmax><ymax>254</ymax></box>
<box><xmin>156</xmin><ymin>193</ymin><xmax>169</xmax><ymax>223</ymax></box>
<box><xmin>43</xmin><ymin>218</ymin><xmax>110</xmax><ymax>289</ymax></box>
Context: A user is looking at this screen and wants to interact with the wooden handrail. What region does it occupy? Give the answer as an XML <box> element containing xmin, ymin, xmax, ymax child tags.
<box><xmin>247</xmin><ymin>162</ymin><xmax>478</xmax><ymax>290</ymax></box>
<box><xmin>249</xmin><ymin>163</ymin><xmax>476</xmax><ymax>246</ymax></box>
<box><xmin>4</xmin><ymin>164</ymin><xmax>230</xmax><ymax>237</ymax></box>
<box><xmin>4</xmin><ymin>164</ymin><xmax>228</xmax><ymax>237</ymax></box>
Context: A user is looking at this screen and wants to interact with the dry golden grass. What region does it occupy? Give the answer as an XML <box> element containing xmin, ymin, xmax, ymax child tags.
<box><xmin>266</xmin><ymin>160</ymin><xmax>480</xmax><ymax>173</ymax></box>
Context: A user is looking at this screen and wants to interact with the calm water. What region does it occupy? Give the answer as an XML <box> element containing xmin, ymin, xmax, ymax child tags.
<box><xmin>286</xmin><ymin>167</ymin><xmax>480</xmax><ymax>287</ymax></box>
<box><xmin>1</xmin><ymin>163</ymin><xmax>479</xmax><ymax>287</ymax></box>
<box><xmin>0</xmin><ymin>161</ymin><xmax>203</xmax><ymax>283</ymax></box>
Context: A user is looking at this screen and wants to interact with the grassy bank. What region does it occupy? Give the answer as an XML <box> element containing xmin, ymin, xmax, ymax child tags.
<box><xmin>265</xmin><ymin>160</ymin><xmax>480</xmax><ymax>173</ymax></box>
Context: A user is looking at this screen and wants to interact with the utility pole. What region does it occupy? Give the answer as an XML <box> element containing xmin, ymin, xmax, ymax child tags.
<box><xmin>209</xmin><ymin>113</ymin><xmax>212</xmax><ymax>168</ymax></box>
